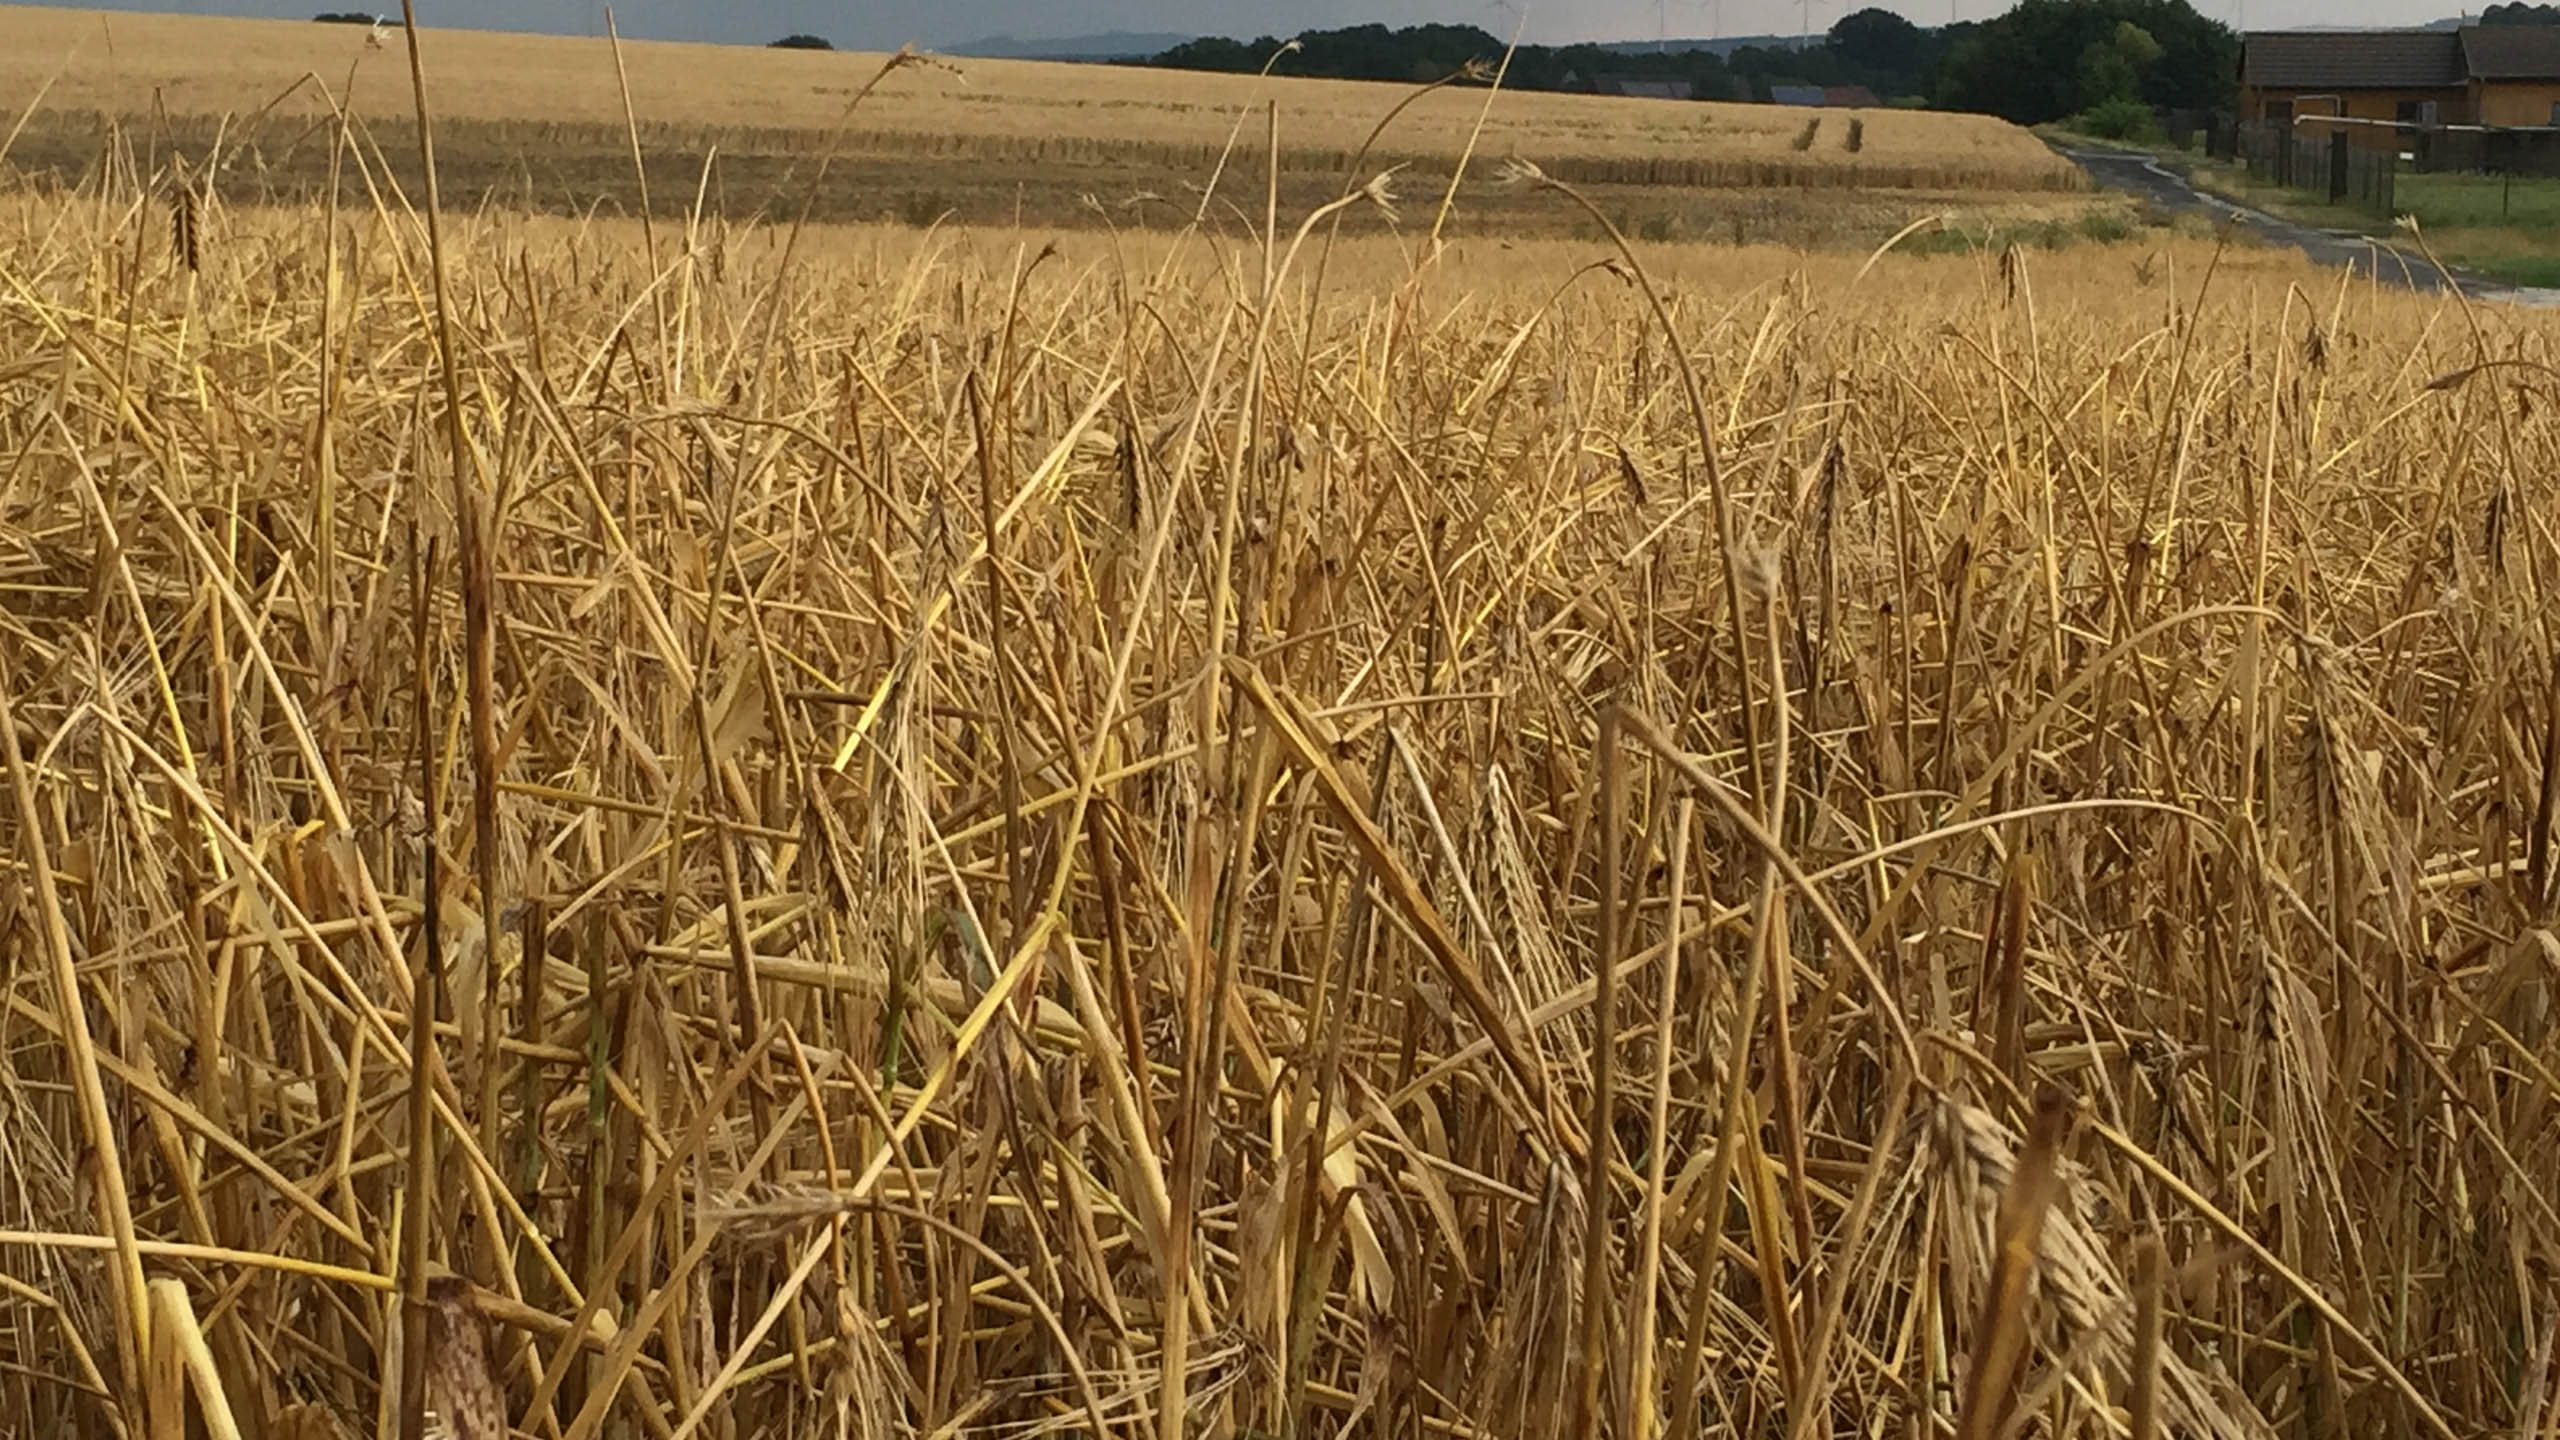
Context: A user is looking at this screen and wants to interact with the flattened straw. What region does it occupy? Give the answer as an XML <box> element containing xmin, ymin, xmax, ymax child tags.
<box><xmin>603</xmin><ymin>8</ymin><xmax>669</xmax><ymax>402</ymax></box>
<box><xmin>1507</xmin><ymin>164</ymin><xmax>1765</xmax><ymax>804</ymax></box>
<box><xmin>0</xmin><ymin>643</ymin><xmax>148</xmax><ymax>1427</ymax></box>
<box><xmin>396</xmin><ymin>0</ymin><xmax>507</xmax><ymax>1112</ymax></box>
<box><xmin>2092</xmin><ymin>1119</ymin><xmax>2462</xmax><ymax>1440</ymax></box>
<box><xmin>1227</xmin><ymin>657</ymin><xmax>1578</xmax><ymax>1156</ymax></box>
<box><xmin>399</xmin><ymin>526</ymin><xmax>443</xmax><ymax>1440</ymax></box>
<box><xmin>2129</xmin><ymin>1236</ymin><xmax>2164</xmax><ymax>1440</ymax></box>
<box><xmin>1953</xmin><ymin>1087</ymin><xmax>2071</xmax><ymax>1440</ymax></box>
<box><xmin>1577</xmin><ymin>706</ymin><xmax>1630</xmax><ymax>1438</ymax></box>
<box><xmin>423</xmin><ymin>1276</ymin><xmax>504</xmax><ymax>1440</ymax></box>
<box><xmin>1614</xmin><ymin>708</ymin><xmax>1922</xmax><ymax>1076</ymax></box>
<box><xmin>147</xmin><ymin>1278</ymin><xmax>241</xmax><ymax>1440</ymax></box>
<box><xmin>1627</xmin><ymin>795</ymin><xmax>1693</xmax><ymax>1440</ymax></box>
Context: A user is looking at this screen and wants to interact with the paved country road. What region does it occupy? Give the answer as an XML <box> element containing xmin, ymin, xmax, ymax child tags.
<box><xmin>2057</xmin><ymin>144</ymin><xmax>2557</xmax><ymax>305</ymax></box>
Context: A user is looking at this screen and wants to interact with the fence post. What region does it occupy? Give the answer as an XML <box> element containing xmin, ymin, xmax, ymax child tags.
<box><xmin>2330</xmin><ymin>130</ymin><xmax>2350</xmax><ymax>203</ymax></box>
<box><xmin>2276</xmin><ymin>128</ymin><xmax>2292</xmax><ymax>187</ymax></box>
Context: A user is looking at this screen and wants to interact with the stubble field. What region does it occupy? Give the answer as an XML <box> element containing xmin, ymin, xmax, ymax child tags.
<box><xmin>3</xmin><ymin>10</ymin><xmax>2560</xmax><ymax>1440</ymax></box>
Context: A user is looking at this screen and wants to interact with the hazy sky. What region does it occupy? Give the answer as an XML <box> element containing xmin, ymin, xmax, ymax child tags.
<box><xmin>4</xmin><ymin>0</ymin><xmax>2479</xmax><ymax>50</ymax></box>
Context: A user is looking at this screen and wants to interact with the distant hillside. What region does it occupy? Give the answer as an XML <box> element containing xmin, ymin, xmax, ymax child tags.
<box><xmin>949</xmin><ymin>28</ymin><xmax>1828</xmax><ymax>65</ymax></box>
<box><xmin>944</xmin><ymin>33</ymin><xmax>1195</xmax><ymax>62</ymax></box>
<box><xmin>2266</xmin><ymin>5</ymin><xmax>2556</xmax><ymax>30</ymax></box>
<box><xmin>1589</xmin><ymin>34</ymin><xmax>1822</xmax><ymax>57</ymax></box>
<box><xmin>1143</xmin><ymin>21</ymin><xmax>1938</xmax><ymax>107</ymax></box>
<box><xmin>2265</xmin><ymin>18</ymin><xmax>2462</xmax><ymax>30</ymax></box>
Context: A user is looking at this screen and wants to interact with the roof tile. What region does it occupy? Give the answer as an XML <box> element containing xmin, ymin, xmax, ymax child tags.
<box><xmin>2459</xmin><ymin>25</ymin><xmax>2560</xmax><ymax>81</ymax></box>
<box><xmin>2241</xmin><ymin>31</ymin><xmax>2465</xmax><ymax>90</ymax></box>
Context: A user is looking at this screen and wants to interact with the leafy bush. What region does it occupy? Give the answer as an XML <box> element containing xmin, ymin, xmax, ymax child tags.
<box><xmin>770</xmin><ymin>34</ymin><xmax>834</xmax><ymax>50</ymax></box>
<box><xmin>1898</xmin><ymin>224</ymin><xmax>1981</xmax><ymax>255</ymax></box>
<box><xmin>2075</xmin><ymin>98</ymin><xmax>2160</xmax><ymax>142</ymax></box>
<box><xmin>2077</xmin><ymin>210</ymin><xmax>2135</xmax><ymax>242</ymax></box>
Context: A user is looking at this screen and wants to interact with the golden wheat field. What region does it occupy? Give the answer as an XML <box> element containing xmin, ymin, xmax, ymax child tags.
<box><xmin>0</xmin><ymin>4</ymin><xmax>2085</xmax><ymax>235</ymax></box>
<box><xmin>4</xmin><ymin>15</ymin><xmax>2560</xmax><ymax>1440</ymax></box>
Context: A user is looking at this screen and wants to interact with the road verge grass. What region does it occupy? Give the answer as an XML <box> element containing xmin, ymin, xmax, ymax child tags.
<box><xmin>2043</xmin><ymin>124</ymin><xmax>2560</xmax><ymax>288</ymax></box>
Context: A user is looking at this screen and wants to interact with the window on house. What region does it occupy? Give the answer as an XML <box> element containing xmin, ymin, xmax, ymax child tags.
<box><xmin>2551</xmin><ymin>101</ymin><xmax>2560</xmax><ymax>126</ymax></box>
<box><xmin>2265</xmin><ymin>99</ymin><xmax>2294</xmax><ymax>122</ymax></box>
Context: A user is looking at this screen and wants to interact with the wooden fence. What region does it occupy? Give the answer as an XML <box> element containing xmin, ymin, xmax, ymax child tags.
<box><xmin>2407</xmin><ymin>126</ymin><xmax>2560</xmax><ymax>179</ymax></box>
<box><xmin>2228</xmin><ymin>119</ymin><xmax>2398</xmax><ymax>219</ymax></box>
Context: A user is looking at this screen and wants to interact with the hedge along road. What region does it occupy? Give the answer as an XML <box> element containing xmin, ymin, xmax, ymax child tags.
<box><xmin>2060</xmin><ymin>144</ymin><xmax>2559</xmax><ymax>305</ymax></box>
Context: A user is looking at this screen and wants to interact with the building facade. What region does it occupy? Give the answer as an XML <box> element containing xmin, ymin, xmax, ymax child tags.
<box><xmin>2240</xmin><ymin>27</ymin><xmax>2560</xmax><ymax>148</ymax></box>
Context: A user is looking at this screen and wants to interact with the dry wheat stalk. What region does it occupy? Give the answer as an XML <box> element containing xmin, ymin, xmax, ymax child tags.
<box><xmin>0</xmin><ymin>56</ymin><xmax>2553</xmax><ymax>1440</ymax></box>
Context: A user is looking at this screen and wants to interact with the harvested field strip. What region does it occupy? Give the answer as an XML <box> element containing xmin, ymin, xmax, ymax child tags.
<box><xmin>0</xmin><ymin>3</ymin><xmax>2081</xmax><ymax>193</ymax></box>
<box><xmin>7</xmin><ymin>107</ymin><xmax>2084</xmax><ymax>209</ymax></box>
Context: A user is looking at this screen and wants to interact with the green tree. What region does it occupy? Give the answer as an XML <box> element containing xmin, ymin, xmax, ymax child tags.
<box><xmin>1937</xmin><ymin>0</ymin><xmax>2233</xmax><ymax>125</ymax></box>
<box><xmin>1830</xmin><ymin>7</ymin><xmax>1924</xmax><ymax>70</ymax></box>
<box><xmin>2077</xmin><ymin>21</ymin><xmax>2161</xmax><ymax>106</ymax></box>
<box><xmin>1149</xmin><ymin>24</ymin><xmax>1737</xmax><ymax>101</ymax></box>
<box><xmin>1828</xmin><ymin>7</ymin><xmax>1942</xmax><ymax>98</ymax></box>
<box><xmin>1151</xmin><ymin>35</ymin><xmax>1277</xmax><ymax>72</ymax></box>
<box><xmin>2078</xmin><ymin>41</ymin><xmax>2137</xmax><ymax>106</ymax></box>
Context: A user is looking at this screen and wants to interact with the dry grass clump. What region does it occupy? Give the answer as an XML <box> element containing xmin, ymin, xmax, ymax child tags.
<box><xmin>2</xmin><ymin>76</ymin><xmax>2560</xmax><ymax>1440</ymax></box>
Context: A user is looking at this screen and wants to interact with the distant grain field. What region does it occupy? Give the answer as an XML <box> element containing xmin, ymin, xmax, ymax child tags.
<box><xmin>0</xmin><ymin>4</ymin><xmax>2084</xmax><ymax>234</ymax></box>
<box><xmin>4</xmin><ymin>40</ymin><xmax>2560</xmax><ymax>1427</ymax></box>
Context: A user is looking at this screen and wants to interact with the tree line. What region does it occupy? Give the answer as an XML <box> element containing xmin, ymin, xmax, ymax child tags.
<box><xmin>1148</xmin><ymin>0</ymin><xmax>2246</xmax><ymax>129</ymax></box>
<box><xmin>1150</xmin><ymin>21</ymin><xmax>1942</xmax><ymax>107</ymax></box>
